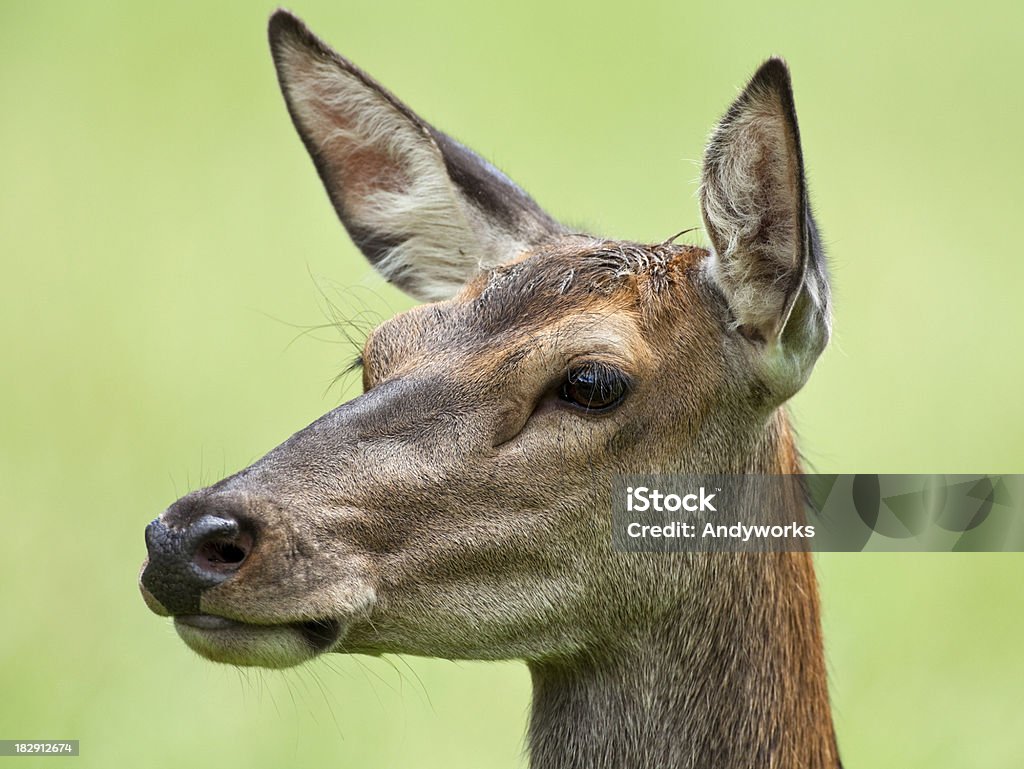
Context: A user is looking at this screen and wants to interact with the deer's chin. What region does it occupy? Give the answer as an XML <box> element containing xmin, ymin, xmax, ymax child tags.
<box><xmin>172</xmin><ymin>615</ymin><xmax>342</xmax><ymax>668</ymax></box>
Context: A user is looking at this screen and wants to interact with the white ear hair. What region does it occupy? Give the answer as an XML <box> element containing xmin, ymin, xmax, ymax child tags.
<box><xmin>269</xmin><ymin>11</ymin><xmax>563</xmax><ymax>301</ymax></box>
<box><xmin>700</xmin><ymin>59</ymin><xmax>830</xmax><ymax>398</ymax></box>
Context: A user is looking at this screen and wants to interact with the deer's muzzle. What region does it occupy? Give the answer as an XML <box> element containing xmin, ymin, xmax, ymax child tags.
<box><xmin>140</xmin><ymin>513</ymin><xmax>252</xmax><ymax>616</ymax></box>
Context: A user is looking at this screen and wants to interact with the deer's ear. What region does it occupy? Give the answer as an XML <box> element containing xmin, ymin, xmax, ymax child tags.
<box><xmin>268</xmin><ymin>11</ymin><xmax>564</xmax><ymax>302</ymax></box>
<box><xmin>699</xmin><ymin>58</ymin><xmax>830</xmax><ymax>398</ymax></box>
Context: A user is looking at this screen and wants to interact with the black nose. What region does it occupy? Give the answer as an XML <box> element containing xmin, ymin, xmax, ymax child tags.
<box><xmin>141</xmin><ymin>510</ymin><xmax>253</xmax><ymax>615</ymax></box>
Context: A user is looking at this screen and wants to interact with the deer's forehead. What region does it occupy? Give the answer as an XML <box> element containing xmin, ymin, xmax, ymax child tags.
<box><xmin>464</xmin><ymin>239</ymin><xmax>707</xmax><ymax>331</ymax></box>
<box><xmin>362</xmin><ymin>241</ymin><xmax>708</xmax><ymax>374</ymax></box>
<box><xmin>365</xmin><ymin>296</ymin><xmax>649</xmax><ymax>375</ymax></box>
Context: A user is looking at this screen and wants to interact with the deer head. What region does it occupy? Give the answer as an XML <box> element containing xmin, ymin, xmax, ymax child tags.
<box><xmin>140</xmin><ymin>10</ymin><xmax>837</xmax><ymax>768</ymax></box>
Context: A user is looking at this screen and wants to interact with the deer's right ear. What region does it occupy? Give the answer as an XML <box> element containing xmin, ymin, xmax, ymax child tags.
<box><xmin>699</xmin><ymin>58</ymin><xmax>831</xmax><ymax>400</ymax></box>
<box><xmin>268</xmin><ymin>11</ymin><xmax>564</xmax><ymax>301</ymax></box>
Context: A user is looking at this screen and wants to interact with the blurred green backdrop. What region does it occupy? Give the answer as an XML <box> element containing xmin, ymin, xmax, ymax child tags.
<box><xmin>2</xmin><ymin>1</ymin><xmax>1022</xmax><ymax>767</ymax></box>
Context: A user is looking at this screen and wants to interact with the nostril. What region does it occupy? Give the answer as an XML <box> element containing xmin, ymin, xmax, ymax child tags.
<box><xmin>141</xmin><ymin>506</ymin><xmax>257</xmax><ymax>615</ymax></box>
<box><xmin>193</xmin><ymin>532</ymin><xmax>252</xmax><ymax>575</ymax></box>
<box><xmin>183</xmin><ymin>513</ymin><xmax>255</xmax><ymax>580</ymax></box>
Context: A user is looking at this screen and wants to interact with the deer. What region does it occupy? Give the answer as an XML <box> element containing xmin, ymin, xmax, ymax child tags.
<box><xmin>139</xmin><ymin>9</ymin><xmax>840</xmax><ymax>768</ymax></box>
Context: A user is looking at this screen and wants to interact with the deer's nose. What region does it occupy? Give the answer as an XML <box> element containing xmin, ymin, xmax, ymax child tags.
<box><xmin>140</xmin><ymin>510</ymin><xmax>254</xmax><ymax>615</ymax></box>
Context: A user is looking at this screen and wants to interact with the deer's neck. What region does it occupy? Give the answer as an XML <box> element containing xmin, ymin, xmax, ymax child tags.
<box><xmin>526</xmin><ymin>412</ymin><xmax>840</xmax><ymax>769</ymax></box>
<box><xmin>527</xmin><ymin>552</ymin><xmax>838</xmax><ymax>769</ymax></box>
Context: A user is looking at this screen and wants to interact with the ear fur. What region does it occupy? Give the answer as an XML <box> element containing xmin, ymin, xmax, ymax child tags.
<box><xmin>700</xmin><ymin>58</ymin><xmax>830</xmax><ymax>397</ymax></box>
<box><xmin>268</xmin><ymin>10</ymin><xmax>564</xmax><ymax>301</ymax></box>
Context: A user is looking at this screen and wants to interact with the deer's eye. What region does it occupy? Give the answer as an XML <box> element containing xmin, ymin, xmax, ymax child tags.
<box><xmin>559</xmin><ymin>362</ymin><xmax>629</xmax><ymax>413</ymax></box>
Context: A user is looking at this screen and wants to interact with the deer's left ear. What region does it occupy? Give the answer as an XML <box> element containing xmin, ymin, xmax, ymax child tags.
<box><xmin>269</xmin><ymin>10</ymin><xmax>565</xmax><ymax>302</ymax></box>
<box><xmin>700</xmin><ymin>58</ymin><xmax>830</xmax><ymax>399</ymax></box>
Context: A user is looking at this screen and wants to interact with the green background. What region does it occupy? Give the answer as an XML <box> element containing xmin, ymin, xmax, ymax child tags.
<box><xmin>2</xmin><ymin>1</ymin><xmax>1022</xmax><ymax>767</ymax></box>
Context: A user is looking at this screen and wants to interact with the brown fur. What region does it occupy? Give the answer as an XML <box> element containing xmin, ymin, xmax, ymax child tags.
<box><xmin>139</xmin><ymin>11</ymin><xmax>840</xmax><ymax>768</ymax></box>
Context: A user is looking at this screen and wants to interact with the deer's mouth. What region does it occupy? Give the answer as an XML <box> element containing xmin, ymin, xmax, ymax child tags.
<box><xmin>172</xmin><ymin>614</ymin><xmax>342</xmax><ymax>668</ymax></box>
